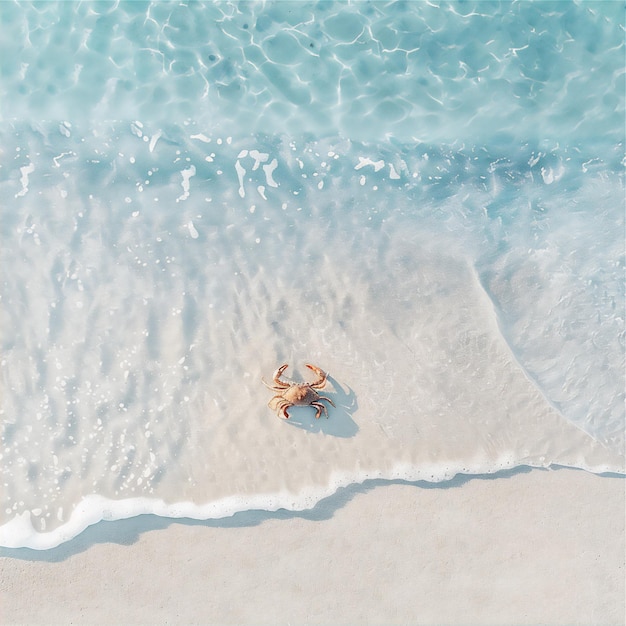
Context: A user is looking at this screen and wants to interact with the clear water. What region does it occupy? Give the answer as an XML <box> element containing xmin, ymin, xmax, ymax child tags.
<box><xmin>0</xmin><ymin>1</ymin><xmax>624</xmax><ymax>549</ymax></box>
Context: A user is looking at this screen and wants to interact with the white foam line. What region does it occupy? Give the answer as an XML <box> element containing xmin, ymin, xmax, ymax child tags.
<box><xmin>1</xmin><ymin>461</ymin><xmax>620</xmax><ymax>551</ymax></box>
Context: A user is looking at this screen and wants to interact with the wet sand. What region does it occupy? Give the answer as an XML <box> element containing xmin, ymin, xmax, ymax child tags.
<box><xmin>1</xmin><ymin>467</ymin><xmax>624</xmax><ymax>625</ymax></box>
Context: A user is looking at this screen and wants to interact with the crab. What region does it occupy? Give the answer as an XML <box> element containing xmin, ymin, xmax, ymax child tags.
<box><xmin>262</xmin><ymin>363</ymin><xmax>336</xmax><ymax>420</ymax></box>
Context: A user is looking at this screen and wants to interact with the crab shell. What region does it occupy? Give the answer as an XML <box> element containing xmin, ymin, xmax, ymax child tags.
<box><xmin>271</xmin><ymin>384</ymin><xmax>322</xmax><ymax>408</ymax></box>
<box><xmin>263</xmin><ymin>363</ymin><xmax>336</xmax><ymax>420</ymax></box>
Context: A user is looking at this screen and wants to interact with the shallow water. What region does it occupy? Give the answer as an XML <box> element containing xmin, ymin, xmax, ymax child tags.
<box><xmin>1</xmin><ymin>1</ymin><xmax>624</xmax><ymax>549</ymax></box>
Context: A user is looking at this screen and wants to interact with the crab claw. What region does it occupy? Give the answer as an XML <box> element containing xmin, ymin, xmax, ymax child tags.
<box><xmin>305</xmin><ymin>363</ymin><xmax>328</xmax><ymax>389</ymax></box>
<box><xmin>274</xmin><ymin>364</ymin><xmax>290</xmax><ymax>384</ymax></box>
<box><xmin>262</xmin><ymin>364</ymin><xmax>290</xmax><ymax>390</ymax></box>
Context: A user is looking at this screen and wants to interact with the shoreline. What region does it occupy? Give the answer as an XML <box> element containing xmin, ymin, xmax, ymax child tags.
<box><xmin>2</xmin><ymin>463</ymin><xmax>623</xmax><ymax>553</ymax></box>
<box><xmin>2</xmin><ymin>467</ymin><xmax>624</xmax><ymax>625</ymax></box>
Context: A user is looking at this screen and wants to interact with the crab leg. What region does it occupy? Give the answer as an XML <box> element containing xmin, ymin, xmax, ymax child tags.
<box><xmin>311</xmin><ymin>402</ymin><xmax>326</xmax><ymax>419</ymax></box>
<box><xmin>276</xmin><ymin>400</ymin><xmax>292</xmax><ymax>419</ymax></box>
<box><xmin>311</xmin><ymin>396</ymin><xmax>335</xmax><ymax>419</ymax></box>
<box><xmin>319</xmin><ymin>395</ymin><xmax>335</xmax><ymax>408</ymax></box>
<box><xmin>268</xmin><ymin>396</ymin><xmax>291</xmax><ymax>419</ymax></box>
<box><xmin>305</xmin><ymin>363</ymin><xmax>328</xmax><ymax>389</ymax></box>
<box><xmin>261</xmin><ymin>379</ymin><xmax>286</xmax><ymax>392</ymax></box>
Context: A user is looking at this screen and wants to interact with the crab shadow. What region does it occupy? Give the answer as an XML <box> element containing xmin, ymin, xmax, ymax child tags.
<box><xmin>281</xmin><ymin>374</ymin><xmax>358</xmax><ymax>437</ymax></box>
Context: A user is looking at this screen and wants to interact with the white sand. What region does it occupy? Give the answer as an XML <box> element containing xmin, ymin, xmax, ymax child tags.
<box><xmin>1</xmin><ymin>468</ymin><xmax>624</xmax><ymax>626</ymax></box>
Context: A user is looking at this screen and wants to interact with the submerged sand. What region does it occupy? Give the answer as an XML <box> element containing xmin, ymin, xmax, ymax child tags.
<box><xmin>1</xmin><ymin>468</ymin><xmax>624</xmax><ymax>625</ymax></box>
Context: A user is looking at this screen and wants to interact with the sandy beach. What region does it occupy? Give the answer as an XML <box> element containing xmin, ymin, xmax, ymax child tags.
<box><xmin>2</xmin><ymin>3</ymin><xmax>624</xmax><ymax>625</ymax></box>
<box><xmin>1</xmin><ymin>467</ymin><xmax>623</xmax><ymax>626</ymax></box>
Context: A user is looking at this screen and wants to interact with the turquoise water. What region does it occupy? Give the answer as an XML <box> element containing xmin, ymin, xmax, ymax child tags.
<box><xmin>0</xmin><ymin>1</ymin><xmax>624</xmax><ymax>549</ymax></box>
<box><xmin>1</xmin><ymin>1</ymin><xmax>623</xmax><ymax>143</ymax></box>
